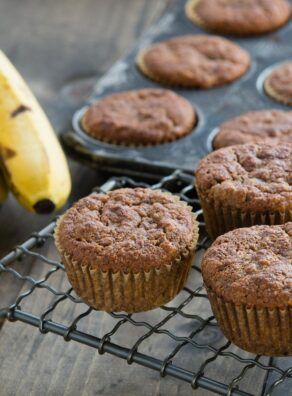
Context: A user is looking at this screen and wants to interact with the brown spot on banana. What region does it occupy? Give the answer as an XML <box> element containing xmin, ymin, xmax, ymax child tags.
<box><xmin>0</xmin><ymin>154</ymin><xmax>13</xmax><ymax>185</ymax></box>
<box><xmin>11</xmin><ymin>104</ymin><xmax>31</xmax><ymax>118</ymax></box>
<box><xmin>0</xmin><ymin>163</ymin><xmax>15</xmax><ymax>191</ymax></box>
<box><xmin>0</xmin><ymin>145</ymin><xmax>17</xmax><ymax>160</ymax></box>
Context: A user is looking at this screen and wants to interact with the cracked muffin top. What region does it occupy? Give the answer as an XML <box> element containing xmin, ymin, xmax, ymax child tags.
<box><xmin>195</xmin><ymin>143</ymin><xmax>292</xmax><ymax>212</ymax></box>
<box><xmin>55</xmin><ymin>188</ymin><xmax>198</xmax><ymax>272</ymax></box>
<box><xmin>82</xmin><ymin>89</ymin><xmax>196</xmax><ymax>145</ymax></box>
<box><xmin>202</xmin><ymin>223</ymin><xmax>292</xmax><ymax>308</ymax></box>
<box><xmin>213</xmin><ymin>109</ymin><xmax>292</xmax><ymax>149</ymax></box>
<box><xmin>136</xmin><ymin>35</ymin><xmax>250</xmax><ymax>88</ymax></box>
<box><xmin>186</xmin><ymin>0</ymin><xmax>291</xmax><ymax>36</ymax></box>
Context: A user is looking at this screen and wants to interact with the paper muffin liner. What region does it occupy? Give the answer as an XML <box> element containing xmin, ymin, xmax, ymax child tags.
<box><xmin>58</xmin><ymin>249</ymin><xmax>194</xmax><ymax>313</ymax></box>
<box><xmin>54</xmin><ymin>198</ymin><xmax>198</xmax><ymax>313</ymax></box>
<box><xmin>264</xmin><ymin>77</ymin><xmax>292</xmax><ymax>106</ymax></box>
<box><xmin>200</xmin><ymin>199</ymin><xmax>292</xmax><ymax>239</ymax></box>
<box><xmin>206</xmin><ymin>289</ymin><xmax>292</xmax><ymax>356</ymax></box>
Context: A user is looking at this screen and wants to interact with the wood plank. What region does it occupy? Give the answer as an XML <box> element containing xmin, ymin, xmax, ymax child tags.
<box><xmin>0</xmin><ymin>232</ymin><xmax>271</xmax><ymax>396</ymax></box>
<box><xmin>262</xmin><ymin>357</ymin><xmax>292</xmax><ymax>396</ymax></box>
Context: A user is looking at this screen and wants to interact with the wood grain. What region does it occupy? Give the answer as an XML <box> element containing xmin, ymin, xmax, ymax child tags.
<box><xmin>0</xmin><ymin>1</ymin><xmax>290</xmax><ymax>395</ymax></box>
<box><xmin>0</xmin><ymin>239</ymin><xmax>271</xmax><ymax>396</ymax></box>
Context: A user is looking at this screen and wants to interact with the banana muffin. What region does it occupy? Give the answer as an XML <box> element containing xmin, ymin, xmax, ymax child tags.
<box><xmin>264</xmin><ymin>62</ymin><xmax>292</xmax><ymax>105</ymax></box>
<box><xmin>213</xmin><ymin>109</ymin><xmax>292</xmax><ymax>149</ymax></box>
<box><xmin>82</xmin><ymin>89</ymin><xmax>196</xmax><ymax>146</ymax></box>
<box><xmin>55</xmin><ymin>188</ymin><xmax>199</xmax><ymax>313</ymax></box>
<box><xmin>195</xmin><ymin>143</ymin><xmax>292</xmax><ymax>239</ymax></box>
<box><xmin>202</xmin><ymin>223</ymin><xmax>292</xmax><ymax>355</ymax></box>
<box><xmin>185</xmin><ymin>0</ymin><xmax>291</xmax><ymax>36</ymax></box>
<box><xmin>136</xmin><ymin>35</ymin><xmax>250</xmax><ymax>88</ymax></box>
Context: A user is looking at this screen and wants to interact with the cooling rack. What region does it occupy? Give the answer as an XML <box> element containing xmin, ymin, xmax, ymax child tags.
<box><xmin>0</xmin><ymin>171</ymin><xmax>291</xmax><ymax>396</ymax></box>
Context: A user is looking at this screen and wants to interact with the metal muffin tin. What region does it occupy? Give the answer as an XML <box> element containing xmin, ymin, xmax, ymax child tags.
<box><xmin>62</xmin><ymin>0</ymin><xmax>292</xmax><ymax>177</ymax></box>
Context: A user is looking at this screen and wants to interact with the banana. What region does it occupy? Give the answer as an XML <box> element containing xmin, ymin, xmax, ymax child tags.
<box><xmin>0</xmin><ymin>50</ymin><xmax>71</xmax><ymax>213</ymax></box>
<box><xmin>0</xmin><ymin>169</ymin><xmax>8</xmax><ymax>203</ymax></box>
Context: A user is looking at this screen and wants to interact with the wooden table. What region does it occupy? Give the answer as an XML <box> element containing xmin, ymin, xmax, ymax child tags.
<box><xmin>0</xmin><ymin>2</ymin><xmax>291</xmax><ymax>395</ymax></box>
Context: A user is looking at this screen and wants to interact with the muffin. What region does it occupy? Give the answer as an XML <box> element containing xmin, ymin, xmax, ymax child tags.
<box><xmin>185</xmin><ymin>0</ymin><xmax>291</xmax><ymax>36</ymax></box>
<box><xmin>195</xmin><ymin>143</ymin><xmax>292</xmax><ymax>239</ymax></box>
<box><xmin>213</xmin><ymin>109</ymin><xmax>292</xmax><ymax>149</ymax></box>
<box><xmin>82</xmin><ymin>89</ymin><xmax>196</xmax><ymax>146</ymax></box>
<box><xmin>264</xmin><ymin>62</ymin><xmax>292</xmax><ymax>105</ymax></box>
<box><xmin>55</xmin><ymin>188</ymin><xmax>199</xmax><ymax>313</ymax></box>
<box><xmin>136</xmin><ymin>35</ymin><xmax>250</xmax><ymax>88</ymax></box>
<box><xmin>202</xmin><ymin>223</ymin><xmax>292</xmax><ymax>356</ymax></box>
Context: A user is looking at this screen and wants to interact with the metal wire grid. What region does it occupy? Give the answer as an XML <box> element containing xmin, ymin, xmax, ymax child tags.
<box><xmin>0</xmin><ymin>171</ymin><xmax>291</xmax><ymax>396</ymax></box>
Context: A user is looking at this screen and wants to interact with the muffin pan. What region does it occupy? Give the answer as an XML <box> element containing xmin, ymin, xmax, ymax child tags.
<box><xmin>62</xmin><ymin>0</ymin><xmax>292</xmax><ymax>177</ymax></box>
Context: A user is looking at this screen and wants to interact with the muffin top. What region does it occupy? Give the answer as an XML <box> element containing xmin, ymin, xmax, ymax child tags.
<box><xmin>82</xmin><ymin>89</ymin><xmax>196</xmax><ymax>145</ymax></box>
<box><xmin>202</xmin><ymin>223</ymin><xmax>292</xmax><ymax>308</ymax></box>
<box><xmin>195</xmin><ymin>143</ymin><xmax>292</xmax><ymax>212</ymax></box>
<box><xmin>213</xmin><ymin>109</ymin><xmax>292</xmax><ymax>149</ymax></box>
<box><xmin>55</xmin><ymin>188</ymin><xmax>198</xmax><ymax>272</ymax></box>
<box><xmin>137</xmin><ymin>35</ymin><xmax>250</xmax><ymax>88</ymax></box>
<box><xmin>264</xmin><ymin>63</ymin><xmax>292</xmax><ymax>105</ymax></box>
<box><xmin>186</xmin><ymin>0</ymin><xmax>291</xmax><ymax>36</ymax></box>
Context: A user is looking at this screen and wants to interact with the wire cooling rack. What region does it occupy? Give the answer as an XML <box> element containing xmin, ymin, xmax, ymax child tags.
<box><xmin>0</xmin><ymin>171</ymin><xmax>291</xmax><ymax>396</ymax></box>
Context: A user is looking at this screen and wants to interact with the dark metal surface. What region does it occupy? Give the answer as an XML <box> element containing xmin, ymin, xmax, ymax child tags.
<box><xmin>1</xmin><ymin>171</ymin><xmax>291</xmax><ymax>396</ymax></box>
<box><xmin>62</xmin><ymin>0</ymin><xmax>292</xmax><ymax>176</ymax></box>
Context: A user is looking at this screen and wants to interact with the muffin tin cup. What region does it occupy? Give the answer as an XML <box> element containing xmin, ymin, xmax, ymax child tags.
<box><xmin>78</xmin><ymin>103</ymin><xmax>198</xmax><ymax>148</ymax></box>
<box><xmin>199</xmin><ymin>200</ymin><xmax>292</xmax><ymax>239</ymax></box>
<box><xmin>206</xmin><ymin>289</ymin><xmax>292</xmax><ymax>356</ymax></box>
<box><xmin>59</xmin><ymin>250</ymin><xmax>194</xmax><ymax>313</ymax></box>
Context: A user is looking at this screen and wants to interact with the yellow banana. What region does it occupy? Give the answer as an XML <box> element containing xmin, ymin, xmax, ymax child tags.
<box><xmin>0</xmin><ymin>169</ymin><xmax>8</xmax><ymax>203</ymax></box>
<box><xmin>0</xmin><ymin>50</ymin><xmax>71</xmax><ymax>213</ymax></box>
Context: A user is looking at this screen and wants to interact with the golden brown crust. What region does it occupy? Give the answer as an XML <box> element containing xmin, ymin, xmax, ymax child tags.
<box><xmin>264</xmin><ymin>63</ymin><xmax>292</xmax><ymax>105</ymax></box>
<box><xmin>202</xmin><ymin>223</ymin><xmax>292</xmax><ymax>309</ymax></box>
<box><xmin>82</xmin><ymin>89</ymin><xmax>196</xmax><ymax>145</ymax></box>
<box><xmin>136</xmin><ymin>35</ymin><xmax>250</xmax><ymax>88</ymax></box>
<box><xmin>186</xmin><ymin>0</ymin><xmax>291</xmax><ymax>36</ymax></box>
<box><xmin>195</xmin><ymin>143</ymin><xmax>292</xmax><ymax>213</ymax></box>
<box><xmin>213</xmin><ymin>109</ymin><xmax>292</xmax><ymax>149</ymax></box>
<box><xmin>55</xmin><ymin>188</ymin><xmax>198</xmax><ymax>272</ymax></box>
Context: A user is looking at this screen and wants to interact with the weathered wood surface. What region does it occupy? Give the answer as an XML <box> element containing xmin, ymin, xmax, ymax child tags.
<box><xmin>0</xmin><ymin>1</ymin><xmax>291</xmax><ymax>395</ymax></box>
<box><xmin>0</xmin><ymin>239</ymin><xmax>271</xmax><ymax>396</ymax></box>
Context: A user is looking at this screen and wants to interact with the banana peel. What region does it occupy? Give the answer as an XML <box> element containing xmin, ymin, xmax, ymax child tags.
<box><xmin>0</xmin><ymin>169</ymin><xmax>8</xmax><ymax>203</ymax></box>
<box><xmin>0</xmin><ymin>50</ymin><xmax>71</xmax><ymax>213</ymax></box>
